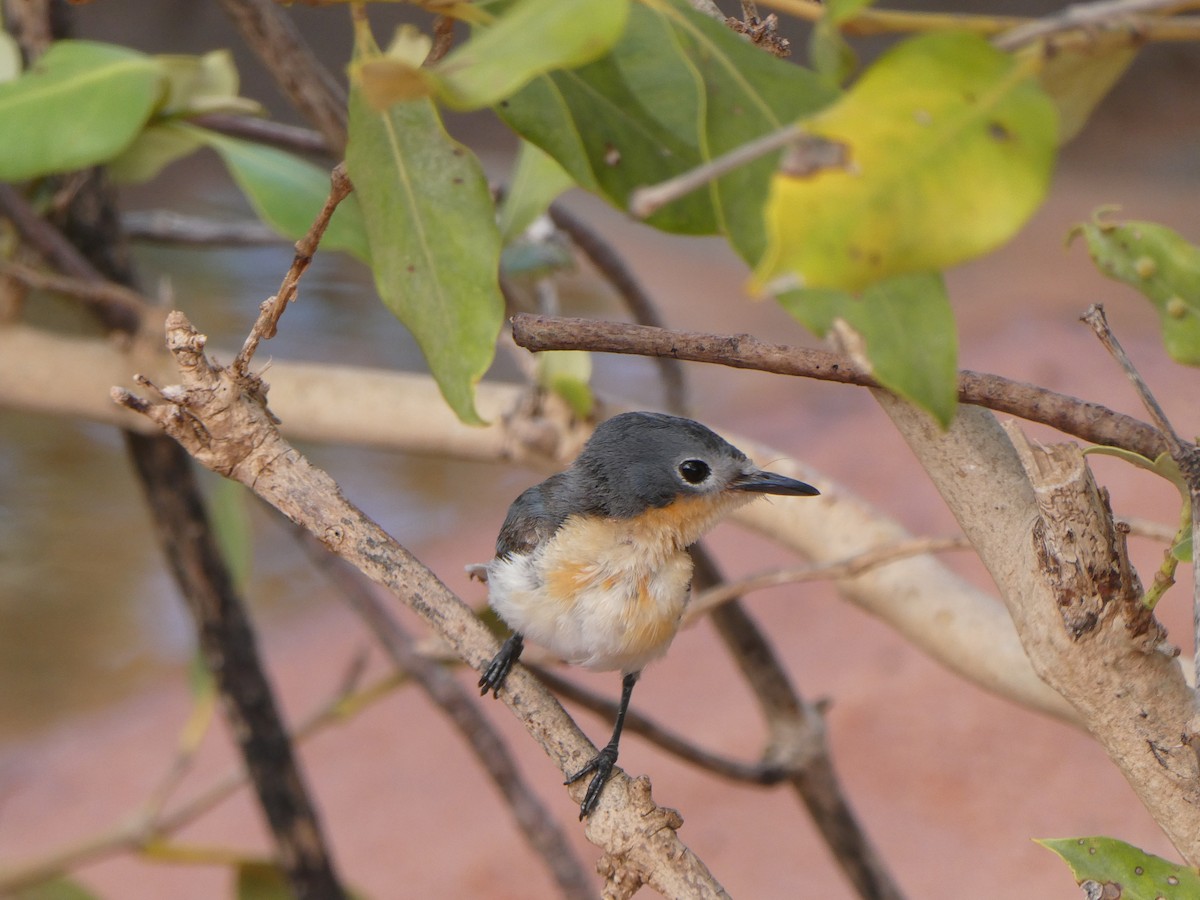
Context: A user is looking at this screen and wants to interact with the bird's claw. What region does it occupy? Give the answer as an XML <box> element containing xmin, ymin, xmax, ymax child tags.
<box><xmin>565</xmin><ymin>744</ymin><xmax>619</xmax><ymax>819</ymax></box>
<box><xmin>478</xmin><ymin>632</ymin><xmax>523</xmax><ymax>697</ymax></box>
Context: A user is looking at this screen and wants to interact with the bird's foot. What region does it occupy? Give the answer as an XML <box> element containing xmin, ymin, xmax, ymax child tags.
<box><xmin>478</xmin><ymin>632</ymin><xmax>523</xmax><ymax>697</ymax></box>
<box><xmin>565</xmin><ymin>744</ymin><xmax>619</xmax><ymax>819</ymax></box>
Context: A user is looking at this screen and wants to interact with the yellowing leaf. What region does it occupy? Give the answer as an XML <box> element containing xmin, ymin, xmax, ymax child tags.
<box><xmin>753</xmin><ymin>31</ymin><xmax>1058</xmax><ymax>293</ymax></box>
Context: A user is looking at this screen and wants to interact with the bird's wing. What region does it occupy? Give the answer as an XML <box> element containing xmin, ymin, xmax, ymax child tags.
<box><xmin>495</xmin><ymin>475</ymin><xmax>568</xmax><ymax>559</ymax></box>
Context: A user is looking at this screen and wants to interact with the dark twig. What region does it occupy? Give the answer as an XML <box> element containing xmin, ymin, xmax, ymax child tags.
<box><xmin>215</xmin><ymin>0</ymin><xmax>348</xmax><ymax>154</ymax></box>
<box><xmin>1</xmin><ymin>113</ymin><xmax>346</xmax><ymax>900</ymax></box>
<box><xmin>546</xmin><ymin>204</ymin><xmax>689</xmax><ymax>413</ymax></box>
<box><xmin>692</xmin><ymin>549</ymin><xmax>907</xmax><ymax>900</ymax></box>
<box><xmin>1082</xmin><ymin>304</ymin><xmax>1200</xmax><ymax>693</ymax></box>
<box><xmin>191</xmin><ymin>113</ymin><xmax>332</xmax><ymax>154</ymax></box>
<box><xmin>0</xmin><ymin>259</ymin><xmax>151</xmax><ymax>320</ymax></box>
<box><xmin>511</xmin><ymin>314</ymin><xmax>1167</xmax><ymax>459</ymax></box>
<box><xmin>126</xmin><ymin>436</ymin><xmax>347</xmax><ymax>899</ymax></box>
<box><xmin>299</xmin><ymin>533</ymin><xmax>599</xmax><ymax>900</ymax></box>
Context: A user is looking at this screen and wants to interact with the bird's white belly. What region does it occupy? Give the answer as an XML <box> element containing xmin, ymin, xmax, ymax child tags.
<box><xmin>487</xmin><ymin>522</ymin><xmax>694</xmax><ymax>674</ymax></box>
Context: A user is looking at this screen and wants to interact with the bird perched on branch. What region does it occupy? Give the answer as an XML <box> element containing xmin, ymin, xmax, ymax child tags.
<box><xmin>478</xmin><ymin>411</ymin><xmax>819</xmax><ymax>818</ymax></box>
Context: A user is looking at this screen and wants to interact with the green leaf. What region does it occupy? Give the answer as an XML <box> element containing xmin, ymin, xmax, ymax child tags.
<box><xmin>108</xmin><ymin>121</ymin><xmax>204</xmax><ymax>183</ymax></box>
<box><xmin>753</xmin><ymin>31</ymin><xmax>1059</xmax><ymax>293</ymax></box>
<box><xmin>1037</xmin><ymin>836</ymin><xmax>1200</xmax><ymax>899</ymax></box>
<box><xmin>537</xmin><ymin>350</ymin><xmax>593</xmax><ymax>417</ymax></box>
<box><xmin>499</xmin><ymin>139</ymin><xmax>573</xmax><ymax>244</ymax></box>
<box><xmin>433</xmin><ymin>0</ymin><xmax>630</xmax><ymax>109</ymax></box>
<box><xmin>11</xmin><ymin>877</ymin><xmax>102</xmax><ymax>900</ymax></box>
<box><xmin>210</xmin><ymin>476</ymin><xmax>253</xmax><ymax>589</ymax></box>
<box><xmin>347</xmin><ymin>25</ymin><xmax>504</xmax><ymax>425</ymax></box>
<box><xmin>650</xmin><ymin>0</ymin><xmax>836</xmax><ymax>262</ymax></box>
<box><xmin>496</xmin><ymin>0</ymin><xmax>832</xmax><ymax>249</ymax></box>
<box><xmin>185</xmin><ymin>124</ymin><xmax>371</xmax><ymax>264</ymax></box>
<box><xmin>0</xmin><ymin>40</ymin><xmax>162</xmax><ymax>180</ymax></box>
<box><xmin>1083</xmin><ymin>446</ymin><xmax>1187</xmax><ymax>495</ymax></box>
<box><xmin>780</xmin><ymin>272</ymin><xmax>958</xmax><ymax>426</ymax></box>
<box><xmin>1072</xmin><ymin>214</ymin><xmax>1200</xmax><ymax>366</ymax></box>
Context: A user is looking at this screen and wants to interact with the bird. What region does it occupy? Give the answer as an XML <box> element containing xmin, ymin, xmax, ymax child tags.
<box><xmin>477</xmin><ymin>411</ymin><xmax>820</xmax><ymax>819</ymax></box>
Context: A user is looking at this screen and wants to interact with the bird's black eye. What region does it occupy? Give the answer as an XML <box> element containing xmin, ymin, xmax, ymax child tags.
<box><xmin>678</xmin><ymin>459</ymin><xmax>711</xmax><ymax>485</ymax></box>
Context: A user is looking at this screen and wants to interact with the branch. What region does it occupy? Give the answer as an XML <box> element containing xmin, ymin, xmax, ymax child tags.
<box><xmin>685</xmin><ymin>536</ymin><xmax>970</xmax><ymax>623</ymax></box>
<box><xmin>873</xmin><ymin>392</ymin><xmax>1200</xmax><ymax>863</ymax></box>
<box><xmin>113</xmin><ymin>311</ymin><xmax>732</xmax><ymax>900</ymax></box>
<box><xmin>1082</xmin><ymin>305</ymin><xmax>1200</xmax><ymax>699</ymax></box>
<box><xmin>215</xmin><ymin>0</ymin><xmax>348</xmax><ymax>154</ymax></box>
<box><xmin>510</xmin><ymin>314</ymin><xmax>1167</xmax><ymax>459</ymax></box>
<box><xmin>690</xmin><ymin>550</ymin><xmax>904</xmax><ymax>900</ymax></box>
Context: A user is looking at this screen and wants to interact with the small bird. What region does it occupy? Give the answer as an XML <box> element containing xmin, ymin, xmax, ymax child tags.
<box><xmin>478</xmin><ymin>411</ymin><xmax>819</xmax><ymax>818</ymax></box>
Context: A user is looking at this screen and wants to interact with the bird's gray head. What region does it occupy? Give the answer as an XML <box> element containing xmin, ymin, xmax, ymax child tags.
<box><xmin>566</xmin><ymin>412</ymin><xmax>818</xmax><ymax>519</ymax></box>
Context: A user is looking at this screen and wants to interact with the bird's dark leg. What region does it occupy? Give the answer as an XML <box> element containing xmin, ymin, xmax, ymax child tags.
<box><xmin>565</xmin><ymin>670</ymin><xmax>639</xmax><ymax>819</ymax></box>
<box><xmin>478</xmin><ymin>632</ymin><xmax>524</xmax><ymax>697</ymax></box>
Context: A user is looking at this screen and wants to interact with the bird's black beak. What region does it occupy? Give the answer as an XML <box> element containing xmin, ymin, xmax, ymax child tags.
<box><xmin>733</xmin><ymin>469</ymin><xmax>820</xmax><ymax>496</ymax></box>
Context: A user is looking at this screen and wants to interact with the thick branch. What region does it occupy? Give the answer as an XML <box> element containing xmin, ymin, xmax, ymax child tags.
<box><xmin>875</xmin><ymin>395</ymin><xmax>1200</xmax><ymax>863</ymax></box>
<box><xmin>114</xmin><ymin>312</ymin><xmax>732</xmax><ymax>900</ymax></box>
<box><xmin>511</xmin><ymin>314</ymin><xmax>1167</xmax><ymax>459</ymax></box>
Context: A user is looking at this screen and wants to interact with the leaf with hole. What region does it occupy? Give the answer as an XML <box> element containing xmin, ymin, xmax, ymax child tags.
<box><xmin>1073</xmin><ymin>214</ymin><xmax>1200</xmax><ymax>366</ymax></box>
<box><xmin>1037</xmin><ymin>836</ymin><xmax>1200</xmax><ymax>899</ymax></box>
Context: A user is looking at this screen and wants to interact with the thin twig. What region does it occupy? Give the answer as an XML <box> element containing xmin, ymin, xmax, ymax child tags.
<box><xmin>299</xmin><ymin>532</ymin><xmax>599</xmax><ymax>900</ymax></box>
<box><xmin>690</xmin><ymin>548</ymin><xmax>905</xmax><ymax>900</ymax></box>
<box><xmin>191</xmin><ymin>113</ymin><xmax>332</xmax><ymax>154</ymax></box>
<box><xmin>233</xmin><ymin>163</ymin><xmax>353</xmax><ymax>374</ymax></box>
<box><xmin>511</xmin><ymin>314</ymin><xmax>1167</xmax><ymax>459</ymax></box>
<box><xmin>686</xmin><ymin>536</ymin><xmax>970</xmax><ymax>624</ymax></box>
<box><xmin>1081</xmin><ymin>304</ymin><xmax>1200</xmax><ymax>694</ymax></box>
<box><xmin>0</xmin><ymin>259</ymin><xmax>152</xmax><ymax>319</ymax></box>
<box><xmin>629</xmin><ymin>123</ymin><xmax>803</xmax><ymax>220</ymax></box>
<box><xmin>122</xmin><ymin>211</ymin><xmax>285</xmax><ymax>247</ymax></box>
<box><xmin>994</xmin><ymin>0</ymin><xmax>1200</xmax><ymax>50</ymax></box>
<box><xmin>547</xmin><ymin>203</ymin><xmax>689</xmax><ymax>413</ymax></box>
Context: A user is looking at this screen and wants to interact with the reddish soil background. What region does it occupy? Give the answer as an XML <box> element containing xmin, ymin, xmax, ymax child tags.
<box><xmin>3</xmin><ymin>44</ymin><xmax>1199</xmax><ymax>900</ymax></box>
